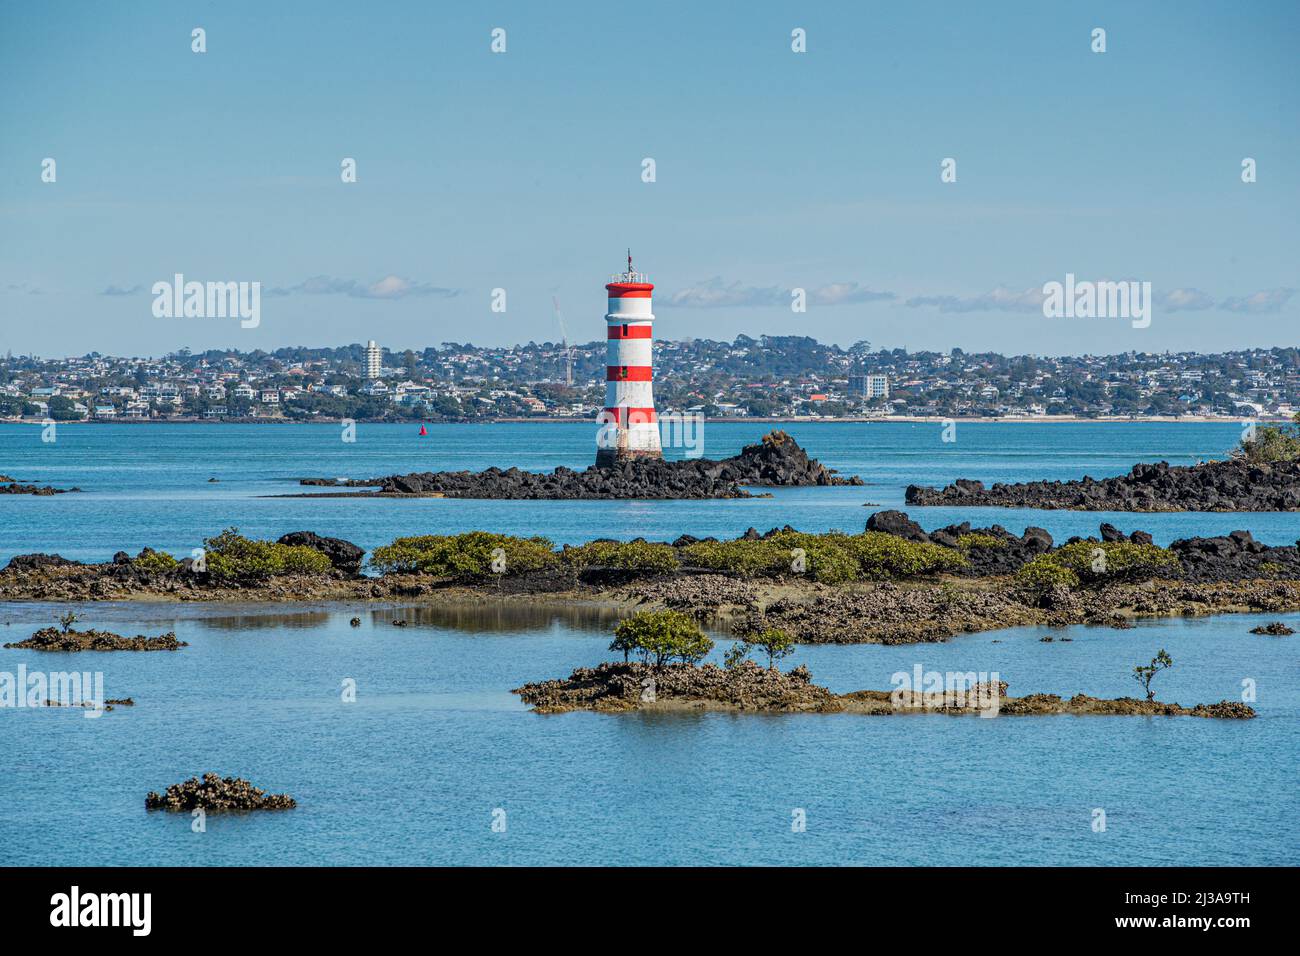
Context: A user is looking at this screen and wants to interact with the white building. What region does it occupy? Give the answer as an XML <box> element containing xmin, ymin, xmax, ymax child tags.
<box><xmin>849</xmin><ymin>374</ymin><xmax>890</xmax><ymax>399</ymax></box>
<box><xmin>365</xmin><ymin>340</ymin><xmax>382</xmax><ymax>380</ymax></box>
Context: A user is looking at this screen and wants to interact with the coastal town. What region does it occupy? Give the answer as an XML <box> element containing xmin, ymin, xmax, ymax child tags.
<box><xmin>1</xmin><ymin>337</ymin><xmax>1297</xmax><ymax>423</ymax></box>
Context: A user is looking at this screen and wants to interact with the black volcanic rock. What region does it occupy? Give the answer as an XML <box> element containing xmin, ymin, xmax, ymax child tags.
<box><xmin>295</xmin><ymin>431</ymin><xmax>863</xmax><ymax>500</ymax></box>
<box><xmin>906</xmin><ymin>457</ymin><xmax>1300</xmax><ymax>512</ymax></box>
<box><xmin>1169</xmin><ymin>530</ymin><xmax>1300</xmax><ymax>583</ymax></box>
<box><xmin>276</xmin><ymin>531</ymin><xmax>364</xmax><ymax>575</ymax></box>
<box><xmin>4</xmin><ymin>553</ymin><xmax>82</xmax><ymax>572</ymax></box>
<box><xmin>0</xmin><ymin>481</ymin><xmax>79</xmax><ymax>496</ymax></box>
<box><xmin>866</xmin><ymin>510</ymin><xmax>930</xmax><ymax>542</ymax></box>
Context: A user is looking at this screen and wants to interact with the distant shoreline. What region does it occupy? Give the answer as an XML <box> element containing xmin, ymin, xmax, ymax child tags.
<box><xmin>0</xmin><ymin>414</ymin><xmax>1285</xmax><ymax>426</ymax></box>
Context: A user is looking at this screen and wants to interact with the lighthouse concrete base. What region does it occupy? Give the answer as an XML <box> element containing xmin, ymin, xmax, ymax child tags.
<box><xmin>595</xmin><ymin>447</ymin><xmax>665</xmax><ymax>469</ymax></box>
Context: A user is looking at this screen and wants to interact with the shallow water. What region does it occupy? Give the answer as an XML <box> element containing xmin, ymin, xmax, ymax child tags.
<box><xmin>0</xmin><ymin>601</ymin><xmax>1295</xmax><ymax>866</ymax></box>
<box><xmin>1</xmin><ymin>421</ymin><xmax>1296</xmax><ymax>866</ymax></box>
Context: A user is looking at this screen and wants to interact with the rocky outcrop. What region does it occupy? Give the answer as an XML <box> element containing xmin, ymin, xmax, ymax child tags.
<box><xmin>0</xmin><ymin>478</ymin><xmax>80</xmax><ymax>495</ymax></box>
<box><xmin>4</xmin><ymin>627</ymin><xmax>187</xmax><ymax>651</ymax></box>
<box><xmin>620</xmin><ymin>574</ymin><xmax>762</xmax><ymax>617</ymax></box>
<box><xmin>145</xmin><ymin>773</ymin><xmax>296</xmax><ymax>811</ymax></box>
<box><xmin>43</xmin><ymin>697</ymin><xmax>134</xmax><ymax>711</ymax></box>
<box><xmin>515</xmin><ymin>663</ymin><xmax>1255</xmax><ymax>718</ymax></box>
<box><xmin>516</xmin><ymin>660</ymin><xmax>837</xmax><ymax>713</ymax></box>
<box><xmin>994</xmin><ymin>692</ymin><xmax>1255</xmax><ymax>719</ymax></box>
<box><xmin>291</xmin><ymin>431</ymin><xmax>863</xmax><ymax>500</ymax></box>
<box><xmin>1250</xmin><ymin>621</ymin><xmax>1295</xmax><ymax>635</ymax></box>
<box><xmin>859</xmin><ymin>511</ymin><xmax>1300</xmax><ymax>583</ymax></box>
<box><xmin>276</xmin><ymin>531</ymin><xmax>364</xmax><ymax>575</ymax></box>
<box><xmin>731</xmin><ymin>581</ymin><xmax>1042</xmax><ymax>644</ymax></box>
<box><xmin>1169</xmin><ymin>530</ymin><xmax>1300</xmax><ymax>583</ymax></box>
<box><xmin>4</xmin><ymin>553</ymin><xmax>82</xmax><ymax>573</ymax></box>
<box><xmin>866</xmin><ymin>510</ymin><xmax>1055</xmax><ymax>576</ymax></box>
<box><xmin>905</xmin><ymin>457</ymin><xmax>1300</xmax><ymax>512</ymax></box>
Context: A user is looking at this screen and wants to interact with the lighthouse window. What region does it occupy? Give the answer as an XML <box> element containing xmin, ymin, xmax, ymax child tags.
<box><xmin>622</xmin><ymin>324</ymin><xmax>628</xmax><ymax>337</ymax></box>
<box><xmin>620</xmin><ymin>366</ymin><xmax>629</xmax><ymax>378</ymax></box>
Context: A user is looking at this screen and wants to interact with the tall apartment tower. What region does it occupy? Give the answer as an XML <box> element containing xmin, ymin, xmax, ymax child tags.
<box><xmin>596</xmin><ymin>251</ymin><xmax>663</xmax><ymax>468</ymax></box>
<box><xmin>365</xmin><ymin>340</ymin><xmax>382</xmax><ymax>380</ymax></box>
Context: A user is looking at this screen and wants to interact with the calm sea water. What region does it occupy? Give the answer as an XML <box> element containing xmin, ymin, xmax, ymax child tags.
<box><xmin>1</xmin><ymin>421</ymin><xmax>1297</xmax><ymax>565</ymax></box>
<box><xmin>1</xmin><ymin>422</ymin><xmax>1297</xmax><ymax>865</ymax></box>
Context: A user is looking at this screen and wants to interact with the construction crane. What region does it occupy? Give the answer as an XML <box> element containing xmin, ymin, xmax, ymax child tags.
<box><xmin>552</xmin><ymin>296</ymin><xmax>574</xmax><ymax>386</ymax></box>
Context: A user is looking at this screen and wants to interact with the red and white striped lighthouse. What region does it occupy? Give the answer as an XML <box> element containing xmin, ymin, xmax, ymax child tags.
<box><xmin>596</xmin><ymin>250</ymin><xmax>663</xmax><ymax>467</ymax></box>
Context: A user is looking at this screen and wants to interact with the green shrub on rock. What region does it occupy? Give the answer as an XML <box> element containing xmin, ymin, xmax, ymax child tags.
<box><xmin>750</xmin><ymin>628</ymin><xmax>796</xmax><ymax>668</ymax></box>
<box><xmin>1015</xmin><ymin>540</ymin><xmax>1180</xmax><ymax>592</ymax></box>
<box><xmin>610</xmin><ymin>610</ymin><xmax>714</xmax><ymax>667</ymax></box>
<box><xmin>682</xmin><ymin>530</ymin><xmax>964</xmax><ymax>584</ymax></box>
<box><xmin>844</xmin><ymin>531</ymin><xmax>968</xmax><ymax>580</ymax></box>
<box><xmin>1239</xmin><ymin>418</ymin><xmax>1300</xmax><ymax>463</ymax></box>
<box><xmin>368</xmin><ymin>531</ymin><xmax>557</xmax><ymax>578</ymax></box>
<box><xmin>203</xmin><ymin>528</ymin><xmax>333</xmax><ymax>582</ymax></box>
<box><xmin>561</xmin><ymin>540</ymin><xmax>680</xmax><ymax>573</ymax></box>
<box><xmin>1048</xmin><ymin>540</ymin><xmax>1180</xmax><ymax>584</ymax></box>
<box><xmin>131</xmin><ymin>548</ymin><xmax>180</xmax><ymax>574</ymax></box>
<box><xmin>681</xmin><ymin>538</ymin><xmax>792</xmax><ymax>578</ymax></box>
<box><xmin>1013</xmin><ymin>559</ymin><xmax>1081</xmax><ymax>594</ymax></box>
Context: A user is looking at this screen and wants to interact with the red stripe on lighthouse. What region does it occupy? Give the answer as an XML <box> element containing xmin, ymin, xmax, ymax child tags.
<box><xmin>607</xmin><ymin>324</ymin><xmax>653</xmax><ymax>339</ymax></box>
<box><xmin>607</xmin><ymin>365</ymin><xmax>653</xmax><ymax>382</ymax></box>
<box><xmin>601</xmin><ymin>407</ymin><xmax>657</xmax><ymax>424</ymax></box>
<box><xmin>605</xmin><ymin>282</ymin><xmax>654</xmax><ymax>298</ymax></box>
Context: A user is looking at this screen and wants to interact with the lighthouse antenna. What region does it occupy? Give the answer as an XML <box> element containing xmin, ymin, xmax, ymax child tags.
<box><xmin>627</xmin><ymin>248</ymin><xmax>632</xmax><ymax>274</ymax></box>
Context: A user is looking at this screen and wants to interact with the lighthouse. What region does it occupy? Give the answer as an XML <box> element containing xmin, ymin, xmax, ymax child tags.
<box><xmin>596</xmin><ymin>251</ymin><xmax>663</xmax><ymax>467</ymax></box>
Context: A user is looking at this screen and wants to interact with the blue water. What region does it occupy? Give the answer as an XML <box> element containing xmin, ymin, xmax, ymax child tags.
<box><xmin>1</xmin><ymin>422</ymin><xmax>1297</xmax><ymax>866</ymax></box>
<box><xmin>1</xmin><ymin>603</ymin><xmax>1295</xmax><ymax>866</ymax></box>
<box><xmin>1</xmin><ymin>422</ymin><xmax>1296</xmax><ymax>565</ymax></box>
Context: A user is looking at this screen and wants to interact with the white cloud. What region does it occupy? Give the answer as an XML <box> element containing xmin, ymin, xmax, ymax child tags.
<box><xmin>1157</xmin><ymin>288</ymin><xmax>1215</xmax><ymax>312</ymax></box>
<box><xmin>666</xmin><ymin>278</ymin><xmax>894</xmax><ymax>308</ymax></box>
<box><xmin>905</xmin><ymin>286</ymin><xmax>1045</xmax><ymax>313</ymax></box>
<box><xmin>266</xmin><ymin>275</ymin><xmax>460</xmax><ymax>300</ymax></box>
<box><xmin>1220</xmin><ymin>287</ymin><xmax>1295</xmax><ymax>314</ymax></box>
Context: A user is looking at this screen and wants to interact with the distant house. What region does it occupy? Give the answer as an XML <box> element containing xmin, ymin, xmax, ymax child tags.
<box><xmin>93</xmin><ymin>404</ymin><xmax>117</xmax><ymax>419</ymax></box>
<box><xmin>260</xmin><ymin>390</ymin><xmax>280</xmax><ymax>404</ymax></box>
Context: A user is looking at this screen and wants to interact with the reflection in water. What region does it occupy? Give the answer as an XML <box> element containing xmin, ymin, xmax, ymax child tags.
<box><xmin>379</xmin><ymin>602</ymin><xmax>624</xmax><ymax>634</ymax></box>
<box><xmin>193</xmin><ymin>610</ymin><xmax>333</xmax><ymax>631</ymax></box>
<box><xmin>1</xmin><ymin>599</ymin><xmax>626</xmax><ymax>637</ymax></box>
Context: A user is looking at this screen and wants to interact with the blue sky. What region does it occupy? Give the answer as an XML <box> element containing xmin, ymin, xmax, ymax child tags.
<box><xmin>1</xmin><ymin>0</ymin><xmax>1296</xmax><ymax>357</ymax></box>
